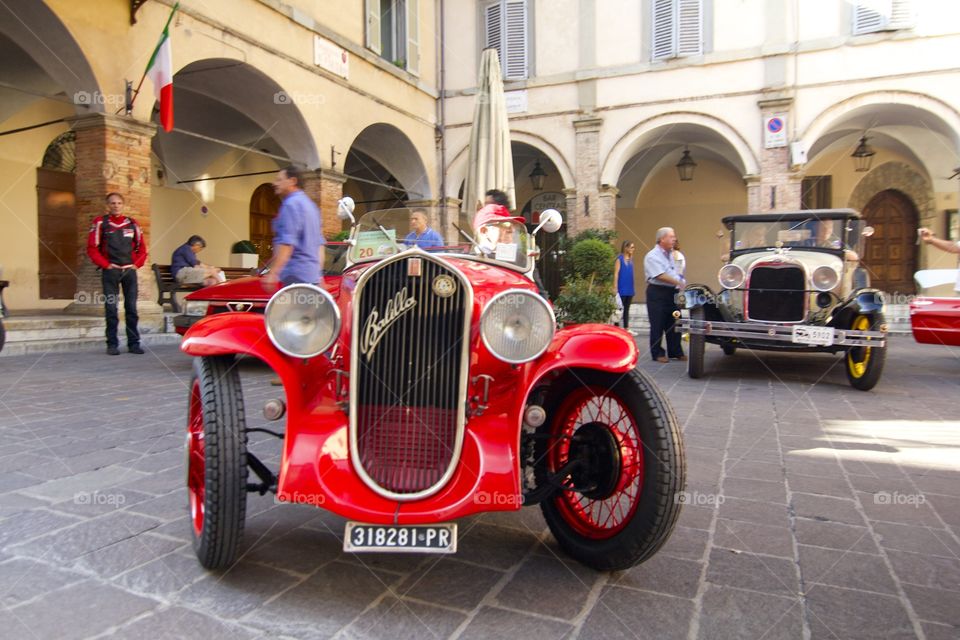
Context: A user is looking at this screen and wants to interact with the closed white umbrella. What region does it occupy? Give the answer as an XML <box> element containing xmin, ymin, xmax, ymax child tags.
<box><xmin>462</xmin><ymin>48</ymin><xmax>516</xmax><ymax>224</ymax></box>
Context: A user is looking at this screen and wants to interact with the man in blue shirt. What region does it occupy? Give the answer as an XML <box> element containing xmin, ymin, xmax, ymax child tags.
<box><xmin>264</xmin><ymin>166</ymin><xmax>324</xmax><ymax>287</ymax></box>
<box><xmin>171</xmin><ymin>235</ymin><xmax>223</xmax><ymax>286</ymax></box>
<box><xmin>643</xmin><ymin>227</ymin><xmax>686</xmax><ymax>363</ymax></box>
<box><xmin>404</xmin><ymin>209</ymin><xmax>443</xmax><ymax>249</ymax></box>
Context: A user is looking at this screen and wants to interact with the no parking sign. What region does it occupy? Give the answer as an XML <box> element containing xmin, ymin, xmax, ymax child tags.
<box><xmin>764</xmin><ymin>113</ymin><xmax>787</xmax><ymax>148</ymax></box>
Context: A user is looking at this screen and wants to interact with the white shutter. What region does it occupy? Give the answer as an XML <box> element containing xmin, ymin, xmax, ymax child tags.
<box><xmin>652</xmin><ymin>0</ymin><xmax>676</xmax><ymax>60</ymax></box>
<box><xmin>366</xmin><ymin>0</ymin><xmax>381</xmax><ymax>54</ymax></box>
<box><xmin>676</xmin><ymin>0</ymin><xmax>702</xmax><ymax>57</ymax></box>
<box><xmin>503</xmin><ymin>0</ymin><xmax>528</xmax><ymax>79</ymax></box>
<box><xmin>406</xmin><ymin>0</ymin><xmax>420</xmax><ymax>74</ymax></box>
<box><xmin>889</xmin><ymin>0</ymin><xmax>915</xmax><ymax>29</ymax></box>
<box><xmin>485</xmin><ymin>2</ymin><xmax>502</xmax><ymax>54</ymax></box>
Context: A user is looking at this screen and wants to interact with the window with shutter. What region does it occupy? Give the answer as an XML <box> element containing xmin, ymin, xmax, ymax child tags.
<box><xmin>483</xmin><ymin>0</ymin><xmax>528</xmax><ymax>80</ymax></box>
<box><xmin>853</xmin><ymin>0</ymin><xmax>913</xmax><ymax>35</ymax></box>
<box><xmin>652</xmin><ymin>0</ymin><xmax>702</xmax><ymax>60</ymax></box>
<box><xmin>366</xmin><ymin>0</ymin><xmax>381</xmax><ymax>55</ymax></box>
<box><xmin>366</xmin><ymin>0</ymin><xmax>420</xmax><ymax>72</ymax></box>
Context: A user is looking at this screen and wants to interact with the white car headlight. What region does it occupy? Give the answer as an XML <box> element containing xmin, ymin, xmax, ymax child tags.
<box><xmin>481</xmin><ymin>290</ymin><xmax>555</xmax><ymax>364</ymax></box>
<box><xmin>265</xmin><ymin>284</ymin><xmax>340</xmax><ymax>358</ymax></box>
<box><xmin>184</xmin><ymin>300</ymin><xmax>209</xmax><ymax>317</ymax></box>
<box><xmin>812</xmin><ymin>265</ymin><xmax>840</xmax><ymax>292</ymax></box>
<box><xmin>718</xmin><ymin>264</ymin><xmax>745</xmax><ymax>289</ymax></box>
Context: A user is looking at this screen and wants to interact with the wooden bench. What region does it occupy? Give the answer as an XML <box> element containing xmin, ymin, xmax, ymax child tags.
<box><xmin>152</xmin><ymin>264</ymin><xmax>256</xmax><ymax>313</ymax></box>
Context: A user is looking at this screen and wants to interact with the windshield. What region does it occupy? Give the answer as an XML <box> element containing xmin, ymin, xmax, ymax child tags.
<box><xmin>349</xmin><ymin>207</ymin><xmax>532</xmax><ymax>270</ymax></box>
<box><xmin>731</xmin><ymin>217</ymin><xmax>857</xmax><ymax>252</ymax></box>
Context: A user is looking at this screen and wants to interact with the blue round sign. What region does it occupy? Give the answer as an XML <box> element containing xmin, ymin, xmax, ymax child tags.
<box><xmin>767</xmin><ymin>117</ymin><xmax>784</xmax><ymax>133</ymax></box>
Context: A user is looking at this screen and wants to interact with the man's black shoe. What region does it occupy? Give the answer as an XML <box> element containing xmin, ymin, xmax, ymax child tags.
<box><xmin>129</xmin><ymin>346</ymin><xmax>145</xmax><ymax>354</ymax></box>
<box><xmin>107</xmin><ymin>346</ymin><xmax>120</xmax><ymax>356</ymax></box>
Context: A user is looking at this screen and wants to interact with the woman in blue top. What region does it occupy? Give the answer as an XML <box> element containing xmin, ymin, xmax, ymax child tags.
<box><xmin>613</xmin><ymin>240</ymin><xmax>636</xmax><ymax>332</ymax></box>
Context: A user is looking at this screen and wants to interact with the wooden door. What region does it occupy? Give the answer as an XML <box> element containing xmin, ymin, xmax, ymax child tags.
<box><xmin>249</xmin><ymin>183</ymin><xmax>280</xmax><ymax>267</ymax></box>
<box><xmin>37</xmin><ymin>168</ymin><xmax>77</xmax><ymax>299</ymax></box>
<box><xmin>861</xmin><ymin>189</ymin><xmax>918</xmax><ymax>296</ymax></box>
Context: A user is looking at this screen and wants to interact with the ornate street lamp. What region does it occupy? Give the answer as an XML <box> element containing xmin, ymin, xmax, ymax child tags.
<box><xmin>529</xmin><ymin>160</ymin><xmax>547</xmax><ymax>191</ymax></box>
<box><xmin>676</xmin><ymin>146</ymin><xmax>697</xmax><ymax>182</ymax></box>
<box><xmin>851</xmin><ymin>136</ymin><xmax>875</xmax><ymax>172</ymax></box>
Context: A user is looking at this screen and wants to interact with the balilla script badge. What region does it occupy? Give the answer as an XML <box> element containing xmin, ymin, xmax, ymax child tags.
<box><xmin>360</xmin><ymin>287</ymin><xmax>417</xmax><ymax>361</ymax></box>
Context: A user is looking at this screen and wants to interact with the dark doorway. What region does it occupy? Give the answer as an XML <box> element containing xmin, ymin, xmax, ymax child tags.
<box><xmin>860</xmin><ymin>189</ymin><xmax>919</xmax><ymax>296</ymax></box>
<box><xmin>249</xmin><ymin>183</ymin><xmax>280</xmax><ymax>267</ymax></box>
<box><xmin>37</xmin><ymin>168</ymin><xmax>77</xmax><ymax>299</ymax></box>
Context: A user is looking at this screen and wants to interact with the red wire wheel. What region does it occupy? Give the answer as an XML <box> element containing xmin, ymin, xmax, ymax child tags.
<box><xmin>537</xmin><ymin>368</ymin><xmax>685</xmax><ymax>571</ymax></box>
<box><xmin>187</xmin><ymin>379</ymin><xmax>206</xmax><ymax>537</ymax></box>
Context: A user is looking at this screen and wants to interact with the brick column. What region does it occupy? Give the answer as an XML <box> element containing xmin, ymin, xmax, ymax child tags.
<box><xmin>571</xmin><ymin>116</ymin><xmax>605</xmax><ymax>235</ymax></box>
<box><xmin>66</xmin><ymin>113</ymin><xmax>161</xmax><ymax>330</ymax></box>
<box><xmin>598</xmin><ymin>184</ymin><xmax>620</xmax><ymax>227</ymax></box>
<box><xmin>302</xmin><ymin>169</ymin><xmax>346</xmax><ymax>239</ymax></box>
<box><xmin>437</xmin><ymin>197</ymin><xmax>463</xmax><ymax>244</ymax></box>
<box><xmin>754</xmin><ymin>98</ymin><xmax>802</xmax><ymax>213</ymax></box>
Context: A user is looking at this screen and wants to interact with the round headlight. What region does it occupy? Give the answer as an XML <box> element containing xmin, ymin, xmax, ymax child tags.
<box><xmin>481</xmin><ymin>290</ymin><xmax>555</xmax><ymax>364</ymax></box>
<box><xmin>812</xmin><ymin>265</ymin><xmax>839</xmax><ymax>292</ymax></box>
<box><xmin>265</xmin><ymin>284</ymin><xmax>340</xmax><ymax>358</ymax></box>
<box><xmin>718</xmin><ymin>264</ymin><xmax>745</xmax><ymax>289</ymax></box>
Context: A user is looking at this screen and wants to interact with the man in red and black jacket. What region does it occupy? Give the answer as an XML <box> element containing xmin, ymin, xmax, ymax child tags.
<box><xmin>86</xmin><ymin>192</ymin><xmax>148</xmax><ymax>355</ymax></box>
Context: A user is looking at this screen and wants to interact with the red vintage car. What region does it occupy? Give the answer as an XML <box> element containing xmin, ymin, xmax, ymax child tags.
<box><xmin>910</xmin><ymin>296</ymin><xmax>960</xmax><ymax>346</ymax></box>
<box><xmin>173</xmin><ymin>242</ymin><xmax>349</xmax><ymax>334</ymax></box>
<box><xmin>182</xmin><ymin>204</ymin><xmax>685</xmax><ymax>572</ymax></box>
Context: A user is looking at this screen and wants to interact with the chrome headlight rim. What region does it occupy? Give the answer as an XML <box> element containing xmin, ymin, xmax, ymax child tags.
<box><xmin>811</xmin><ymin>265</ymin><xmax>840</xmax><ymax>292</ymax></box>
<box><xmin>480</xmin><ymin>289</ymin><xmax>556</xmax><ymax>364</ymax></box>
<box><xmin>264</xmin><ymin>283</ymin><xmax>341</xmax><ymax>359</ymax></box>
<box><xmin>183</xmin><ymin>300</ymin><xmax>210</xmax><ymax>317</ymax></box>
<box><xmin>718</xmin><ymin>264</ymin><xmax>745</xmax><ymax>290</ymax></box>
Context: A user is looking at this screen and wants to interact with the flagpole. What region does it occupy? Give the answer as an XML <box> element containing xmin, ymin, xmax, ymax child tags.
<box><xmin>127</xmin><ymin>2</ymin><xmax>179</xmax><ymax>113</ymax></box>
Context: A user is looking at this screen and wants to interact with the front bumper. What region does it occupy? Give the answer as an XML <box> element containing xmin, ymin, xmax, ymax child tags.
<box><xmin>676</xmin><ymin>318</ymin><xmax>886</xmax><ymax>348</ymax></box>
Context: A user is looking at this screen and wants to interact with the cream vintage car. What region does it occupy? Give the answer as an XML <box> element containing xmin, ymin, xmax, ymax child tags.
<box><xmin>676</xmin><ymin>210</ymin><xmax>887</xmax><ymax>390</ymax></box>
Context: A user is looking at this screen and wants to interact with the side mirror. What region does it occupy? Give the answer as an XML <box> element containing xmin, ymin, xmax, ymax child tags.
<box><xmin>337</xmin><ymin>197</ymin><xmax>356</xmax><ymax>223</ymax></box>
<box><xmin>862</xmin><ymin>225</ymin><xmax>875</xmax><ymax>237</ymax></box>
<box><xmin>533</xmin><ymin>209</ymin><xmax>563</xmax><ymax>234</ymax></box>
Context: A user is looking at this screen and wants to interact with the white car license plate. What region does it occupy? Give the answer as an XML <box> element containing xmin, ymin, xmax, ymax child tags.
<box><xmin>791</xmin><ymin>325</ymin><xmax>835</xmax><ymax>346</ymax></box>
<box><xmin>343</xmin><ymin>522</ymin><xmax>457</xmax><ymax>554</ymax></box>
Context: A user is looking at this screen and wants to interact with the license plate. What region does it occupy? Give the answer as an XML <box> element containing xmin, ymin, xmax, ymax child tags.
<box><xmin>791</xmin><ymin>325</ymin><xmax>835</xmax><ymax>346</ymax></box>
<box><xmin>343</xmin><ymin>522</ymin><xmax>457</xmax><ymax>554</ymax></box>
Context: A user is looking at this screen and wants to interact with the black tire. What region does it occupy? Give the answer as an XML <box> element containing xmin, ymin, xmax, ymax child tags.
<box><xmin>0</xmin><ymin>320</ymin><xmax>5</xmax><ymax>353</ymax></box>
<box><xmin>187</xmin><ymin>355</ymin><xmax>248</xmax><ymax>569</ymax></box>
<box><xmin>688</xmin><ymin>306</ymin><xmax>706</xmax><ymax>378</ymax></box>
<box><xmin>845</xmin><ymin>312</ymin><xmax>886</xmax><ymax>391</ymax></box>
<box><xmin>535</xmin><ymin>368</ymin><xmax>685</xmax><ymax>571</ymax></box>
<box><xmin>721</xmin><ymin>343</ymin><xmax>737</xmax><ymax>356</ymax></box>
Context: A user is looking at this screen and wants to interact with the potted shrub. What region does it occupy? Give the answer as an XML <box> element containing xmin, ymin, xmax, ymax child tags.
<box><xmin>230</xmin><ymin>240</ymin><xmax>259</xmax><ymax>269</ymax></box>
<box><xmin>554</xmin><ymin>232</ymin><xmax>617</xmax><ymax>325</ymax></box>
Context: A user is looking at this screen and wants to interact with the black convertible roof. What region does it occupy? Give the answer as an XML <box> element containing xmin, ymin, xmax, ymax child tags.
<box><xmin>722</xmin><ymin>209</ymin><xmax>861</xmax><ymax>227</ymax></box>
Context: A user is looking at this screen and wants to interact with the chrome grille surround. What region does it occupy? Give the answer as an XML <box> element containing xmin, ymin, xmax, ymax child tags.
<box><xmin>348</xmin><ymin>249</ymin><xmax>472</xmax><ymax>501</ymax></box>
<box><xmin>745</xmin><ymin>262</ymin><xmax>808</xmax><ymax>323</ymax></box>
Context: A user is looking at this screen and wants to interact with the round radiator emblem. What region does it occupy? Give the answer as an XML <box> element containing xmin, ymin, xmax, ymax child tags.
<box><xmin>432</xmin><ymin>275</ymin><xmax>457</xmax><ymax>298</ymax></box>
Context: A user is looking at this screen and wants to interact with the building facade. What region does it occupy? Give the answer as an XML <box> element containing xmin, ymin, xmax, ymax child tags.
<box><xmin>1</xmin><ymin>0</ymin><xmax>959</xmax><ymax>315</ymax></box>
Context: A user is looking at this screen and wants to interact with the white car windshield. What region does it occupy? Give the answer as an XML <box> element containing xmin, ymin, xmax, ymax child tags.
<box><xmin>349</xmin><ymin>207</ymin><xmax>532</xmax><ymax>270</ymax></box>
<box><xmin>732</xmin><ymin>217</ymin><xmax>855</xmax><ymax>251</ymax></box>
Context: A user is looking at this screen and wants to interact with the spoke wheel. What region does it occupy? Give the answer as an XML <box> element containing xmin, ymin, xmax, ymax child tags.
<box><xmin>186</xmin><ymin>355</ymin><xmax>248</xmax><ymax>569</ymax></box>
<box><xmin>845</xmin><ymin>312</ymin><xmax>886</xmax><ymax>391</ymax></box>
<box><xmin>536</xmin><ymin>368</ymin><xmax>685</xmax><ymax>571</ymax></box>
<box><xmin>688</xmin><ymin>307</ymin><xmax>706</xmax><ymax>378</ymax></box>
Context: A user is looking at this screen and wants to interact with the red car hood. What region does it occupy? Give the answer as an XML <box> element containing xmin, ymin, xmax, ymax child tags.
<box><xmin>184</xmin><ymin>275</ymin><xmax>342</xmax><ymax>302</ymax></box>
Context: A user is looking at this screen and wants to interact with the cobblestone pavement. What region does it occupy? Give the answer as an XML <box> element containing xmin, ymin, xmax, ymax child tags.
<box><xmin>0</xmin><ymin>337</ymin><xmax>958</xmax><ymax>639</ymax></box>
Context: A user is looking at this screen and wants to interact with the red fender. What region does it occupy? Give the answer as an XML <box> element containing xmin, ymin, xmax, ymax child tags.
<box><xmin>524</xmin><ymin>324</ymin><xmax>639</xmax><ymax>390</ymax></box>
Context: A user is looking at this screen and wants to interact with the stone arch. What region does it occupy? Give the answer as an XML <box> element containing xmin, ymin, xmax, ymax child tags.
<box><xmin>601</xmin><ymin>112</ymin><xmax>759</xmax><ymax>186</ymax></box>
<box><xmin>346</xmin><ymin>123</ymin><xmax>432</xmax><ymax>200</ymax></box>
<box><xmin>0</xmin><ymin>1</ymin><xmax>102</xmax><ymax>116</ymax></box>
<box><xmin>444</xmin><ymin>130</ymin><xmax>574</xmax><ymax>199</ymax></box>
<box><xmin>848</xmin><ymin>161</ymin><xmax>935</xmax><ymax>225</ymax></box>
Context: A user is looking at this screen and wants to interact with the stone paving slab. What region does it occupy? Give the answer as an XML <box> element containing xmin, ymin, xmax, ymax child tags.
<box><xmin>0</xmin><ymin>339</ymin><xmax>958</xmax><ymax>639</ymax></box>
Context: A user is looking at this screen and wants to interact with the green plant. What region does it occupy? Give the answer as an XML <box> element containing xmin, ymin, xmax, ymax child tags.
<box><xmin>331</xmin><ymin>230</ymin><xmax>350</xmax><ymax>241</ymax></box>
<box><xmin>231</xmin><ymin>240</ymin><xmax>258</xmax><ymax>254</ymax></box>
<box><xmin>554</xmin><ymin>232</ymin><xmax>617</xmax><ymax>325</ymax></box>
<box><xmin>565</xmin><ymin>238</ymin><xmax>615</xmax><ymax>281</ymax></box>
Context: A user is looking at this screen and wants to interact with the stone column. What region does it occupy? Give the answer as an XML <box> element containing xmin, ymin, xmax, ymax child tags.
<box><xmin>754</xmin><ymin>98</ymin><xmax>803</xmax><ymax>213</ymax></box>
<box><xmin>436</xmin><ymin>197</ymin><xmax>463</xmax><ymax>244</ymax></box>
<box><xmin>66</xmin><ymin>113</ymin><xmax>161</xmax><ymax>331</ymax></box>
<box><xmin>302</xmin><ymin>169</ymin><xmax>346</xmax><ymax>239</ymax></box>
<box><xmin>597</xmin><ymin>184</ymin><xmax>620</xmax><ymax>227</ymax></box>
<box><xmin>571</xmin><ymin>116</ymin><xmax>604</xmax><ymax>236</ymax></box>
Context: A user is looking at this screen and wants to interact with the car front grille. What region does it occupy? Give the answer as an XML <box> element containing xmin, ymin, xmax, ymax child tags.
<box><xmin>746</xmin><ymin>265</ymin><xmax>806</xmax><ymax>322</ymax></box>
<box><xmin>351</xmin><ymin>255</ymin><xmax>469</xmax><ymax>499</ymax></box>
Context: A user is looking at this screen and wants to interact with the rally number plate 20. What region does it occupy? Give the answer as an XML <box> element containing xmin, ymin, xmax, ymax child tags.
<box><xmin>343</xmin><ymin>522</ymin><xmax>458</xmax><ymax>554</ymax></box>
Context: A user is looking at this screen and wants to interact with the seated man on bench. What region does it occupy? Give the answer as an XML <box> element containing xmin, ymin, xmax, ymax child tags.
<box><xmin>171</xmin><ymin>235</ymin><xmax>224</xmax><ymax>287</ymax></box>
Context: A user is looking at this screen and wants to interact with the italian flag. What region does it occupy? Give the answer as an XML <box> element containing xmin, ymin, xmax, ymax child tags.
<box><xmin>145</xmin><ymin>4</ymin><xmax>178</xmax><ymax>132</ymax></box>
